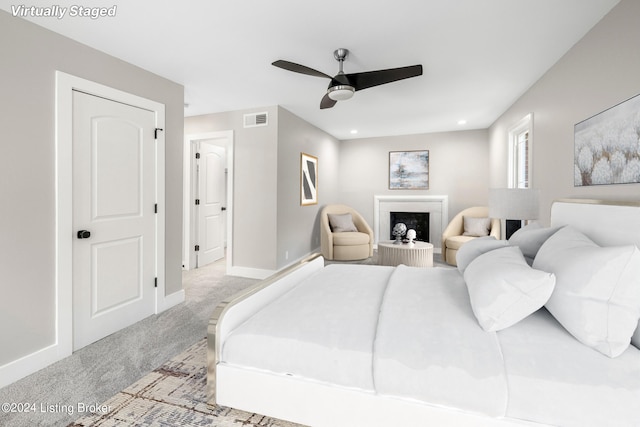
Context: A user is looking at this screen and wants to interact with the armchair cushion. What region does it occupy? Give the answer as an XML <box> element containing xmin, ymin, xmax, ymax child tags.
<box><xmin>445</xmin><ymin>235</ymin><xmax>477</xmax><ymax>250</ymax></box>
<box><xmin>328</xmin><ymin>213</ymin><xmax>358</xmax><ymax>233</ymax></box>
<box><xmin>463</xmin><ymin>216</ymin><xmax>491</xmax><ymax>237</ymax></box>
<box><xmin>332</xmin><ymin>232</ymin><xmax>371</xmax><ymax>246</ymax></box>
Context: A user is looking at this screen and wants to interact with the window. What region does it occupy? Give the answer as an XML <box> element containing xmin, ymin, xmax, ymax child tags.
<box><xmin>508</xmin><ymin>114</ymin><xmax>533</xmax><ymax>189</ymax></box>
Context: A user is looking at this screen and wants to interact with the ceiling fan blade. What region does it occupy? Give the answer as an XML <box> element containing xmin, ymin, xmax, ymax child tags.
<box><xmin>272</xmin><ymin>60</ymin><xmax>332</xmax><ymax>79</ymax></box>
<box><xmin>320</xmin><ymin>93</ymin><xmax>337</xmax><ymax>109</ymax></box>
<box><xmin>347</xmin><ymin>65</ymin><xmax>423</xmax><ymax>92</ymax></box>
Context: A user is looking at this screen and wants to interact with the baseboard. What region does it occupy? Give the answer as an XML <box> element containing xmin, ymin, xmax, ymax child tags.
<box><xmin>0</xmin><ymin>288</ymin><xmax>186</xmax><ymax>389</ymax></box>
<box><xmin>228</xmin><ymin>249</ymin><xmax>322</xmax><ymax>280</ymax></box>
<box><xmin>0</xmin><ymin>341</ymin><xmax>69</xmax><ymax>389</ymax></box>
<box><xmin>156</xmin><ymin>289</ymin><xmax>185</xmax><ymax>313</ymax></box>
<box><xmin>228</xmin><ymin>266</ymin><xmax>277</xmax><ymax>280</ymax></box>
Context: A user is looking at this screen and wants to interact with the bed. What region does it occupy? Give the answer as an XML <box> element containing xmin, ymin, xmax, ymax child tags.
<box><xmin>207</xmin><ymin>199</ymin><xmax>640</xmax><ymax>427</ymax></box>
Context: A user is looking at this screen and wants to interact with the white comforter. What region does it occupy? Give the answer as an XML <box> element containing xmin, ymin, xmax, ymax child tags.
<box><xmin>221</xmin><ymin>264</ymin><xmax>640</xmax><ymax>426</ymax></box>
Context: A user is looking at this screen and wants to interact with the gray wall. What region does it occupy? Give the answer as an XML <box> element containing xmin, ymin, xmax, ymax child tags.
<box><xmin>276</xmin><ymin>107</ymin><xmax>341</xmax><ymax>268</ymax></box>
<box><xmin>184</xmin><ymin>106</ymin><xmax>341</xmax><ymax>271</ymax></box>
<box><xmin>184</xmin><ymin>107</ymin><xmax>279</xmax><ymax>271</ymax></box>
<box><xmin>338</xmin><ymin>130</ymin><xmax>490</xmax><ymax>228</ymax></box>
<box><xmin>0</xmin><ymin>11</ymin><xmax>184</xmax><ymax>366</ymax></box>
<box><xmin>489</xmin><ymin>0</ymin><xmax>640</xmax><ymax>224</ymax></box>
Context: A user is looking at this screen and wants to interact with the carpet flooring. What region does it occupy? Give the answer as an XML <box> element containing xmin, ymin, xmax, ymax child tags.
<box><xmin>0</xmin><ymin>258</ymin><xmax>259</xmax><ymax>427</ymax></box>
<box><xmin>69</xmin><ymin>338</ymin><xmax>303</xmax><ymax>427</ymax></box>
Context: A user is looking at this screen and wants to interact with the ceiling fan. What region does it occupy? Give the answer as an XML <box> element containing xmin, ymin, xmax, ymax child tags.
<box><xmin>272</xmin><ymin>48</ymin><xmax>423</xmax><ymax>109</ymax></box>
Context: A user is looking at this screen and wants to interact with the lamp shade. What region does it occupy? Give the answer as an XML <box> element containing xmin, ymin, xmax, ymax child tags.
<box><xmin>489</xmin><ymin>188</ymin><xmax>539</xmax><ymax>220</ymax></box>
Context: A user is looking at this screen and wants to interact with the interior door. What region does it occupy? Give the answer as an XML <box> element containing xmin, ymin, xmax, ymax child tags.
<box><xmin>196</xmin><ymin>142</ymin><xmax>226</xmax><ymax>266</ymax></box>
<box><xmin>72</xmin><ymin>90</ymin><xmax>156</xmax><ymax>351</ymax></box>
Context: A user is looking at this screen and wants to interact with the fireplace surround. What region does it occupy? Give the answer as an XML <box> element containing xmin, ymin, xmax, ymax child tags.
<box><xmin>374</xmin><ymin>195</ymin><xmax>448</xmax><ymax>253</ymax></box>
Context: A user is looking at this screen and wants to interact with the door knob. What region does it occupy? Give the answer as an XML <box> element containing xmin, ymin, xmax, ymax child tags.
<box><xmin>77</xmin><ymin>230</ymin><xmax>91</xmax><ymax>239</ymax></box>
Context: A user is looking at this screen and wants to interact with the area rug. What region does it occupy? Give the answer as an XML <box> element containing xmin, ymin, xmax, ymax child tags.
<box><xmin>69</xmin><ymin>339</ymin><xmax>304</xmax><ymax>427</ymax></box>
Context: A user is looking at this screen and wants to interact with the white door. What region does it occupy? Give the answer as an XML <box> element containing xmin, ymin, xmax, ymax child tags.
<box><xmin>72</xmin><ymin>90</ymin><xmax>156</xmax><ymax>351</ymax></box>
<box><xmin>196</xmin><ymin>142</ymin><xmax>226</xmax><ymax>266</ymax></box>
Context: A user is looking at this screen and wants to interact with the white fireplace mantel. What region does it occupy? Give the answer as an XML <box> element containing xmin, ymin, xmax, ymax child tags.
<box><xmin>374</xmin><ymin>195</ymin><xmax>448</xmax><ymax>252</ymax></box>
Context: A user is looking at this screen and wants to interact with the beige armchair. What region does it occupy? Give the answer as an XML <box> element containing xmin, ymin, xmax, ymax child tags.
<box><xmin>441</xmin><ymin>206</ymin><xmax>501</xmax><ymax>266</ymax></box>
<box><xmin>321</xmin><ymin>204</ymin><xmax>374</xmax><ymax>261</ymax></box>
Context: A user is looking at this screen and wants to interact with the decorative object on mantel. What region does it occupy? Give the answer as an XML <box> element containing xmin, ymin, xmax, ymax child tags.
<box><xmin>575</xmin><ymin>92</ymin><xmax>640</xmax><ymax>186</ymax></box>
<box><xmin>392</xmin><ymin>222</ymin><xmax>407</xmax><ymax>244</ymax></box>
<box><xmin>300</xmin><ymin>152</ymin><xmax>318</xmax><ymax>206</ymax></box>
<box><xmin>406</xmin><ymin>229</ymin><xmax>417</xmax><ymax>246</ymax></box>
<box><xmin>489</xmin><ymin>188</ymin><xmax>539</xmax><ymax>239</ymax></box>
<box><xmin>373</xmin><ymin>195</ymin><xmax>448</xmax><ymax>249</ymax></box>
<box><xmin>389</xmin><ymin>150</ymin><xmax>429</xmax><ymax>189</ymax></box>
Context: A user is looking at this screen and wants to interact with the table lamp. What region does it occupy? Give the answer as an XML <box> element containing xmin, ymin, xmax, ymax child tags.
<box><xmin>489</xmin><ymin>188</ymin><xmax>539</xmax><ymax>239</ymax></box>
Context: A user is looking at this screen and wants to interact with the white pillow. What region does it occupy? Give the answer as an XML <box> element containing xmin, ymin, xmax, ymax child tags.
<box><xmin>328</xmin><ymin>213</ymin><xmax>358</xmax><ymax>232</ymax></box>
<box><xmin>462</xmin><ymin>216</ymin><xmax>491</xmax><ymax>237</ymax></box>
<box><xmin>464</xmin><ymin>246</ymin><xmax>556</xmax><ymax>332</ymax></box>
<box><xmin>456</xmin><ymin>236</ymin><xmax>508</xmax><ymax>274</ymax></box>
<box><xmin>533</xmin><ymin>226</ymin><xmax>640</xmax><ymax>357</ymax></box>
<box><xmin>508</xmin><ymin>223</ymin><xmax>562</xmax><ymax>265</ymax></box>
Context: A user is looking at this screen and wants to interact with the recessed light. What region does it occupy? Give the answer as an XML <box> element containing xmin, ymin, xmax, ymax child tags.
<box><xmin>457</xmin><ymin>119</ymin><xmax>467</xmax><ymax>125</ymax></box>
<box><xmin>350</xmin><ymin>129</ymin><xmax>358</xmax><ymax>134</ymax></box>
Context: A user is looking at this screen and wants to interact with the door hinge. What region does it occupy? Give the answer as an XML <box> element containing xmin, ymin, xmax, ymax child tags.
<box><xmin>154</xmin><ymin>203</ymin><xmax>158</xmax><ymax>213</ymax></box>
<box><xmin>154</xmin><ymin>277</ymin><xmax>158</xmax><ymax>288</ymax></box>
<box><xmin>195</xmin><ymin>199</ymin><xmax>200</xmax><ymax>205</ymax></box>
<box><xmin>195</xmin><ymin>152</ymin><xmax>200</xmax><ymax>159</ymax></box>
<box><xmin>154</xmin><ymin>128</ymin><xmax>164</xmax><ymax>139</ymax></box>
<box><xmin>195</xmin><ymin>245</ymin><xmax>200</xmax><ymax>252</ymax></box>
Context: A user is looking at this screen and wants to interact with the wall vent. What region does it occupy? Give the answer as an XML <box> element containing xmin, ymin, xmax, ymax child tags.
<box><xmin>244</xmin><ymin>112</ymin><xmax>268</xmax><ymax>128</ymax></box>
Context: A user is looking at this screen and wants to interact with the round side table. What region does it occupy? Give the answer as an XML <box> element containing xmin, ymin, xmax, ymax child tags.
<box><xmin>377</xmin><ymin>241</ymin><xmax>434</xmax><ymax>268</ymax></box>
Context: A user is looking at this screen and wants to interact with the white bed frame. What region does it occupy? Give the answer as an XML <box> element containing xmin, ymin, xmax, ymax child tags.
<box><xmin>208</xmin><ymin>199</ymin><xmax>640</xmax><ymax>427</ymax></box>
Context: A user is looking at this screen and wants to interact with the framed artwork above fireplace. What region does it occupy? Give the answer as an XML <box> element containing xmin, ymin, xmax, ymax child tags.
<box><xmin>389</xmin><ymin>150</ymin><xmax>429</xmax><ymax>189</ymax></box>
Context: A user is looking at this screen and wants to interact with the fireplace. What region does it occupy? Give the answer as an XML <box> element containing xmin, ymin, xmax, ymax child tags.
<box><xmin>390</xmin><ymin>212</ymin><xmax>430</xmax><ymax>242</ymax></box>
<box><xmin>374</xmin><ymin>195</ymin><xmax>448</xmax><ymax>253</ymax></box>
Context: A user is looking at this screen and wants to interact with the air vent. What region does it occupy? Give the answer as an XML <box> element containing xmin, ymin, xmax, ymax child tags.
<box><xmin>244</xmin><ymin>112</ymin><xmax>268</xmax><ymax>128</ymax></box>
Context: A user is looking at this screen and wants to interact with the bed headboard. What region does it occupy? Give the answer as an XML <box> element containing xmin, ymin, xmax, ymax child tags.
<box><xmin>550</xmin><ymin>199</ymin><xmax>640</xmax><ymax>249</ymax></box>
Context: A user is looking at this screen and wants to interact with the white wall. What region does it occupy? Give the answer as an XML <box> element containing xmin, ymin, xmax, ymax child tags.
<box><xmin>338</xmin><ymin>129</ymin><xmax>490</xmax><ymax>229</ymax></box>
<box><xmin>489</xmin><ymin>0</ymin><xmax>640</xmax><ymax>224</ymax></box>
<box><xmin>0</xmin><ymin>11</ymin><xmax>183</xmax><ymax>377</ymax></box>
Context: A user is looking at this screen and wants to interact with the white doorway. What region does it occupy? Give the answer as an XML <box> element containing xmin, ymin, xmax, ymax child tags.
<box><xmin>196</xmin><ymin>142</ymin><xmax>225</xmax><ymax>267</ymax></box>
<box><xmin>72</xmin><ymin>90</ymin><xmax>157</xmax><ymax>350</ymax></box>
<box><xmin>55</xmin><ymin>71</ymin><xmax>169</xmax><ymax>360</ymax></box>
<box><xmin>183</xmin><ymin>131</ymin><xmax>234</xmax><ymax>272</ymax></box>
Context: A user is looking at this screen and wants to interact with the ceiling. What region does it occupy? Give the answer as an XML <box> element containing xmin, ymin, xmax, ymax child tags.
<box><xmin>1</xmin><ymin>0</ymin><xmax>619</xmax><ymax>140</ymax></box>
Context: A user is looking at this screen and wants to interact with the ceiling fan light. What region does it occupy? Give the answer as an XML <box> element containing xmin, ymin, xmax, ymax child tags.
<box><xmin>327</xmin><ymin>85</ymin><xmax>355</xmax><ymax>101</ymax></box>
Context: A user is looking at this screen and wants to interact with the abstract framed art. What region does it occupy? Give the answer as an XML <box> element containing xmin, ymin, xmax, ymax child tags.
<box><xmin>300</xmin><ymin>152</ymin><xmax>318</xmax><ymax>205</ymax></box>
<box><xmin>389</xmin><ymin>150</ymin><xmax>429</xmax><ymax>189</ymax></box>
<box><xmin>574</xmin><ymin>93</ymin><xmax>640</xmax><ymax>186</ymax></box>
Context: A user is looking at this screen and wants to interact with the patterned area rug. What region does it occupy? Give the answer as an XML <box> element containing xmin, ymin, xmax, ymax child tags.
<box><xmin>69</xmin><ymin>339</ymin><xmax>304</xmax><ymax>427</ymax></box>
